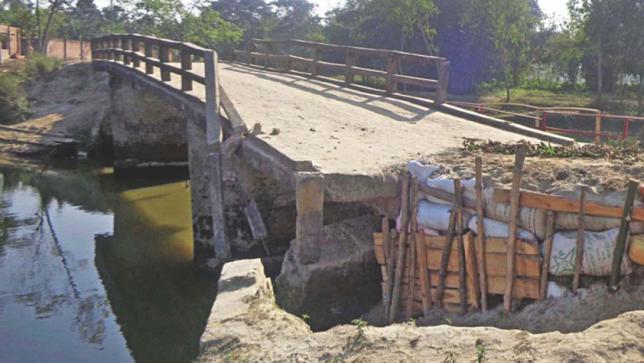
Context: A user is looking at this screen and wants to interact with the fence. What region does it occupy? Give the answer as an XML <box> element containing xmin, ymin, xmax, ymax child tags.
<box><xmin>45</xmin><ymin>38</ymin><xmax>92</xmax><ymax>61</ymax></box>
<box><xmin>233</xmin><ymin>38</ymin><xmax>451</xmax><ymax>104</ymax></box>
<box><xmin>0</xmin><ymin>25</ymin><xmax>21</xmax><ymax>64</ymax></box>
<box><xmin>450</xmin><ymin>101</ymin><xmax>644</xmax><ymax>143</ymax></box>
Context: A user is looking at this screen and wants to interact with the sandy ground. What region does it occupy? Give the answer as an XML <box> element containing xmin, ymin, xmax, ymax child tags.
<box><xmin>200</xmin><ymin>259</ymin><xmax>644</xmax><ymax>363</ymax></box>
<box><xmin>218</xmin><ymin>63</ymin><xmax>541</xmax><ymax>175</ymax></box>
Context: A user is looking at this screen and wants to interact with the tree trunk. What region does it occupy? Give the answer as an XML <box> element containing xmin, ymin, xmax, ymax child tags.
<box><xmin>596</xmin><ymin>38</ymin><xmax>603</xmax><ymax>107</ymax></box>
<box><xmin>40</xmin><ymin>0</ymin><xmax>61</xmax><ymax>53</ymax></box>
<box><xmin>506</xmin><ymin>85</ymin><xmax>511</xmax><ymax>102</ymax></box>
<box><xmin>36</xmin><ymin>0</ymin><xmax>41</xmax><ymax>52</ymax></box>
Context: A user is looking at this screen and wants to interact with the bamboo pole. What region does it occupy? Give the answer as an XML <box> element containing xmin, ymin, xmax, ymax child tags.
<box><xmin>504</xmin><ymin>145</ymin><xmax>526</xmax><ymax>313</ymax></box>
<box><xmin>609</xmin><ymin>179</ymin><xmax>639</xmax><ymax>290</ymax></box>
<box><xmin>405</xmin><ymin>181</ymin><xmax>420</xmax><ymax>320</ymax></box>
<box><xmin>573</xmin><ymin>187</ymin><xmax>587</xmax><ymax>293</ymax></box>
<box><xmin>539</xmin><ymin>211</ymin><xmax>555</xmax><ymax>300</ymax></box>
<box><xmin>435</xmin><ymin>178</ymin><xmax>459</xmax><ymax>308</ymax></box>
<box><xmin>474</xmin><ymin>156</ymin><xmax>488</xmax><ymax>312</ymax></box>
<box><xmin>388</xmin><ymin>174</ymin><xmax>411</xmax><ymax>323</ymax></box>
<box><xmin>382</xmin><ymin>217</ymin><xmax>392</xmax><ymax>318</ymax></box>
<box><xmin>455</xmin><ymin>178</ymin><xmax>467</xmax><ymax>314</ymax></box>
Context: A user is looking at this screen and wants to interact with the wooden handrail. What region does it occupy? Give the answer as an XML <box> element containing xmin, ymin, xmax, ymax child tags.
<box><xmin>237</xmin><ymin>38</ymin><xmax>451</xmax><ymax>104</ymax></box>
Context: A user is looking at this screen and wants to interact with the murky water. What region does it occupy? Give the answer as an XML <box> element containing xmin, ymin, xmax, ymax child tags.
<box><xmin>0</xmin><ymin>165</ymin><xmax>217</xmax><ymax>363</ymax></box>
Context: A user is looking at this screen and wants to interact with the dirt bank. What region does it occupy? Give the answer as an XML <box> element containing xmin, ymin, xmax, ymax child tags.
<box><xmin>199</xmin><ymin>259</ymin><xmax>644</xmax><ymax>362</ymax></box>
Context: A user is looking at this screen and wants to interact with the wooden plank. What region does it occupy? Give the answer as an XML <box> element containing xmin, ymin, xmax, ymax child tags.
<box><xmin>393</xmin><ymin>74</ymin><xmax>439</xmax><ymax>89</ymax></box>
<box><xmin>385</xmin><ymin>273</ymin><xmax>540</xmax><ymax>300</ymax></box>
<box><xmin>493</xmin><ymin>188</ymin><xmax>644</xmax><ymax>223</ymax></box>
<box><xmin>464</xmin><ymin>233</ymin><xmax>480</xmax><ymax>309</ymax></box>
<box><xmin>573</xmin><ymin>187</ymin><xmax>587</xmax><ymax>292</ymax></box>
<box><xmin>424</xmin><ymin>235</ymin><xmax>539</xmax><ymax>255</ymax></box>
<box><xmin>505</xmin><ymin>145</ymin><xmax>526</xmax><ymax>313</ymax></box>
<box><xmin>474</xmin><ymin>156</ymin><xmax>487</xmax><ymax>312</ymax></box>
<box><xmin>427</xmin><ymin>251</ymin><xmax>540</xmax><ymax>278</ymax></box>
<box><xmin>540</xmin><ymin>211</ymin><xmax>555</xmax><ymax>300</ymax></box>
<box><xmin>406</xmin><ymin>182</ymin><xmax>420</xmax><ymax>319</ymax></box>
<box><xmin>454</xmin><ymin>178</ymin><xmax>467</xmax><ymax>313</ymax></box>
<box><xmin>244</xmin><ymin>200</ymin><xmax>268</xmax><ymax>241</ymax></box>
<box><xmin>435</xmin><ymin>178</ymin><xmax>457</xmax><ymax>308</ymax></box>
<box><xmin>388</xmin><ymin>174</ymin><xmax>410</xmax><ymax>323</ymax></box>
<box><xmin>610</xmin><ymin>180</ymin><xmax>640</xmax><ymax>290</ymax></box>
<box><xmin>416</xmin><ymin>233</ymin><xmax>432</xmax><ymax>315</ymax></box>
<box><xmin>382</xmin><ymin>218</ymin><xmax>392</xmax><ymax>319</ymax></box>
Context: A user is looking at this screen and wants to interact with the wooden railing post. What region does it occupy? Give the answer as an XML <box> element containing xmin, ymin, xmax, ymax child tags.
<box><xmin>386</xmin><ymin>53</ymin><xmax>399</xmax><ymax>94</ymax></box>
<box><xmin>436</xmin><ymin>60</ymin><xmax>450</xmax><ymax>104</ymax></box>
<box><xmin>159</xmin><ymin>43</ymin><xmax>171</xmax><ymax>81</ymax></box>
<box><xmin>123</xmin><ymin>35</ymin><xmax>131</xmax><ymax>66</ymax></box>
<box><xmin>595</xmin><ymin>112</ymin><xmax>602</xmax><ymax>144</ymax></box>
<box><xmin>107</xmin><ymin>37</ymin><xmax>115</xmax><ymax>61</ymax></box>
<box><xmin>284</xmin><ymin>40</ymin><xmax>292</xmax><ymax>72</ymax></box>
<box><xmin>113</xmin><ymin>36</ymin><xmax>121</xmax><ymax>62</ymax></box>
<box><xmin>623</xmin><ymin>118</ymin><xmax>630</xmax><ymax>140</ymax></box>
<box><xmin>132</xmin><ymin>38</ymin><xmax>140</xmax><ymax>68</ymax></box>
<box><xmin>264</xmin><ymin>41</ymin><xmax>273</xmax><ymax>70</ymax></box>
<box><xmin>203</xmin><ymin>49</ymin><xmax>229</xmax><ymax>262</ymax></box>
<box><xmin>144</xmin><ymin>40</ymin><xmax>154</xmax><ymax>74</ymax></box>
<box><xmin>345</xmin><ymin>50</ymin><xmax>355</xmax><ymax>85</ymax></box>
<box><xmin>63</xmin><ymin>37</ymin><xmax>67</xmax><ymax>61</ymax></box>
<box><xmin>312</xmin><ymin>46</ymin><xmax>321</xmax><ymax>77</ymax></box>
<box><xmin>80</xmin><ymin>38</ymin><xmax>84</xmax><ymax>61</ymax></box>
<box><xmin>181</xmin><ymin>45</ymin><xmax>193</xmax><ymax>91</ymax></box>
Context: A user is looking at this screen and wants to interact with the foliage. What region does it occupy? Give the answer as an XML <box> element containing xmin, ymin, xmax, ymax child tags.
<box><xmin>23</xmin><ymin>52</ymin><xmax>62</xmax><ymax>76</ymax></box>
<box><xmin>182</xmin><ymin>7</ymin><xmax>243</xmax><ymax>49</ymax></box>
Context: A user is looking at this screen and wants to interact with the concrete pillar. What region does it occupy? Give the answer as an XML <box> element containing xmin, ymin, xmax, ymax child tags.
<box><xmin>186</xmin><ymin>116</ymin><xmax>229</xmax><ymax>269</ymax></box>
<box><xmin>295</xmin><ymin>172</ymin><xmax>324</xmax><ymax>264</ymax></box>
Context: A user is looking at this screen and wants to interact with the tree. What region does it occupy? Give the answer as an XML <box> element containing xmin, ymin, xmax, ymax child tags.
<box><xmin>269</xmin><ymin>0</ymin><xmax>321</xmax><ymax>40</ymax></box>
<box><xmin>182</xmin><ymin>7</ymin><xmax>242</xmax><ymax>51</ymax></box>
<box><xmin>464</xmin><ymin>0</ymin><xmax>539</xmax><ymax>101</ymax></box>
<box><xmin>211</xmin><ymin>0</ymin><xmax>276</xmax><ymax>42</ymax></box>
<box><xmin>371</xmin><ymin>0</ymin><xmax>438</xmax><ymax>53</ymax></box>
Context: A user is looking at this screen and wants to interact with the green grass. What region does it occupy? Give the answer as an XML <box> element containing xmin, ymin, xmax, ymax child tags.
<box><xmin>0</xmin><ymin>54</ymin><xmax>62</xmax><ymax>124</ymax></box>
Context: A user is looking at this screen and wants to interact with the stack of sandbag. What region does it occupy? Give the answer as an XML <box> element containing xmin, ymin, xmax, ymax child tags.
<box><xmin>548</xmin><ymin>229</ymin><xmax>631</xmax><ymax>276</ymax></box>
<box><xmin>467</xmin><ymin>216</ymin><xmax>538</xmax><ymax>244</ymax></box>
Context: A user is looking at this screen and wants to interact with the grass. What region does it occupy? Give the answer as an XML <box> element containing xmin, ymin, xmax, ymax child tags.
<box><xmin>0</xmin><ymin>54</ymin><xmax>62</xmax><ymax>124</ymax></box>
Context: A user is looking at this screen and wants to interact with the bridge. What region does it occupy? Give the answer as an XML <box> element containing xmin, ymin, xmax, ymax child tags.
<box><xmin>90</xmin><ymin>34</ymin><xmax>571</xmax><ymax>269</ymax></box>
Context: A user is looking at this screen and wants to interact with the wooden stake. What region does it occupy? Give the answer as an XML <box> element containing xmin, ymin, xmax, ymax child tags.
<box><xmin>474</xmin><ymin>156</ymin><xmax>488</xmax><ymax>312</ymax></box>
<box><xmin>539</xmin><ymin>211</ymin><xmax>555</xmax><ymax>300</ymax></box>
<box><xmin>388</xmin><ymin>173</ymin><xmax>411</xmax><ymax>323</ymax></box>
<box><xmin>435</xmin><ymin>178</ymin><xmax>459</xmax><ymax>308</ymax></box>
<box><xmin>416</xmin><ymin>232</ymin><xmax>432</xmax><ymax>316</ymax></box>
<box><xmin>382</xmin><ymin>217</ymin><xmax>392</xmax><ymax>318</ymax></box>
<box><xmin>464</xmin><ymin>233</ymin><xmax>480</xmax><ymax>310</ymax></box>
<box><xmin>609</xmin><ymin>179</ymin><xmax>639</xmax><ymax>290</ymax></box>
<box><xmin>573</xmin><ymin>187</ymin><xmax>587</xmax><ymax>293</ymax></box>
<box><xmin>406</xmin><ymin>181</ymin><xmax>420</xmax><ymax>320</ymax></box>
<box><xmin>454</xmin><ymin>178</ymin><xmax>468</xmax><ymax>314</ymax></box>
<box><xmin>504</xmin><ymin>144</ymin><xmax>526</xmax><ymax>313</ymax></box>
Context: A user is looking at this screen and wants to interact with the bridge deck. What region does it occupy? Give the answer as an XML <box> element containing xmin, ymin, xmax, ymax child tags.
<box><xmin>102</xmin><ymin>59</ymin><xmax>538</xmax><ymax>175</ymax></box>
<box><xmin>218</xmin><ymin>63</ymin><xmax>537</xmax><ymax>175</ymax></box>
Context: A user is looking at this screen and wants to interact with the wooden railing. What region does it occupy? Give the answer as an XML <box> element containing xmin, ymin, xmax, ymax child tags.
<box><xmin>450</xmin><ymin>101</ymin><xmax>644</xmax><ymax>143</ymax></box>
<box><xmin>233</xmin><ymin>38</ymin><xmax>451</xmax><ymax>104</ymax></box>
<box><xmin>91</xmin><ymin>33</ymin><xmax>221</xmax><ymax>146</ymax></box>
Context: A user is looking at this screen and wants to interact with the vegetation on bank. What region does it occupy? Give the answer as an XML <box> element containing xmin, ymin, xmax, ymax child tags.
<box><xmin>1</xmin><ymin>0</ymin><xmax>642</xmax><ymax>114</ymax></box>
<box><xmin>0</xmin><ymin>55</ymin><xmax>62</xmax><ymax>124</ymax></box>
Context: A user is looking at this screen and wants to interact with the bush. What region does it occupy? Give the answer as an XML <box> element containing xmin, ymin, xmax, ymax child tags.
<box><xmin>0</xmin><ymin>73</ymin><xmax>30</xmax><ymax>124</ymax></box>
<box><xmin>23</xmin><ymin>53</ymin><xmax>62</xmax><ymax>78</ymax></box>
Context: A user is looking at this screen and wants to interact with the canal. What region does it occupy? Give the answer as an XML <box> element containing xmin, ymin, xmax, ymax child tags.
<box><xmin>0</xmin><ymin>164</ymin><xmax>218</xmax><ymax>363</ymax></box>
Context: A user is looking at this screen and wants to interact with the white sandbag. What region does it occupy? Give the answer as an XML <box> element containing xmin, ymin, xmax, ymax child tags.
<box><xmin>407</xmin><ymin>160</ymin><xmax>440</xmax><ymax>182</ymax></box>
<box><xmin>416</xmin><ymin>201</ymin><xmax>471</xmax><ymax>232</ymax></box>
<box><xmin>394</xmin><ymin>211</ymin><xmax>440</xmax><ymax>236</ymax></box>
<box><xmin>421</xmin><ymin>227</ymin><xmax>440</xmax><ymax>236</ymax></box>
<box><xmin>553</xmin><ymin>188</ymin><xmax>644</xmax><ymax>233</ymax></box>
<box><xmin>549</xmin><ymin>228</ymin><xmax>631</xmax><ymax>277</ymax></box>
<box><xmin>546</xmin><ymin>281</ymin><xmax>568</xmax><ymax>298</ymax></box>
<box><xmin>483</xmin><ymin>187</ymin><xmax>547</xmax><ymax>240</ymax></box>
<box><xmin>467</xmin><ymin>216</ymin><xmax>538</xmax><ymax>244</ymax></box>
<box><xmin>426</xmin><ymin>175</ymin><xmax>475</xmax><ymax>195</ymax></box>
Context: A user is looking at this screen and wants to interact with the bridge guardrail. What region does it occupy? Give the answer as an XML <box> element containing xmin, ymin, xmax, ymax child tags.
<box><xmin>233</xmin><ymin>38</ymin><xmax>451</xmax><ymax>104</ymax></box>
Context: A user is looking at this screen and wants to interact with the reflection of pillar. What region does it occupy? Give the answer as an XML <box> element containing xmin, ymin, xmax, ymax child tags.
<box><xmin>295</xmin><ymin>172</ymin><xmax>324</xmax><ymax>264</ymax></box>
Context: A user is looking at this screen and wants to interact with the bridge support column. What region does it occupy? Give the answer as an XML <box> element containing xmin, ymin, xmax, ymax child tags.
<box><xmin>294</xmin><ymin>172</ymin><xmax>324</xmax><ymax>265</ymax></box>
<box><xmin>187</xmin><ymin>116</ymin><xmax>230</xmax><ymax>269</ymax></box>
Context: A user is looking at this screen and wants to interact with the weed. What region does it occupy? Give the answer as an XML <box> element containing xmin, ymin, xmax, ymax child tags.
<box><xmin>443</xmin><ymin>351</ymin><xmax>456</xmax><ymax>363</ymax></box>
<box><xmin>301</xmin><ymin>314</ymin><xmax>310</xmax><ymax>323</ymax></box>
<box><xmin>476</xmin><ymin>343</ymin><xmax>488</xmax><ymax>363</ymax></box>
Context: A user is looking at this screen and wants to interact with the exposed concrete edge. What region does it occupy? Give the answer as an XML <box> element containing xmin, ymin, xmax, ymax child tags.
<box><xmin>226</xmin><ymin>62</ymin><xmax>576</xmax><ymax>146</ymax></box>
<box><xmin>439</xmin><ymin>103</ymin><xmax>576</xmax><ymax>145</ymax></box>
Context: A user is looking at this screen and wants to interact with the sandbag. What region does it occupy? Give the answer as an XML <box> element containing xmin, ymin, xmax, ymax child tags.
<box><xmin>628</xmin><ymin>235</ymin><xmax>644</xmax><ymax>265</ymax></box>
<box><xmin>407</xmin><ymin>160</ymin><xmax>440</xmax><ymax>182</ymax></box>
<box><xmin>549</xmin><ymin>229</ymin><xmax>631</xmax><ymax>277</ymax></box>
<box><xmin>426</xmin><ymin>175</ymin><xmax>476</xmax><ymax>201</ymax></box>
<box><xmin>553</xmin><ymin>188</ymin><xmax>644</xmax><ymax>234</ymax></box>
<box><xmin>483</xmin><ymin>187</ymin><xmax>547</xmax><ymax>240</ymax></box>
<box><xmin>416</xmin><ymin>201</ymin><xmax>471</xmax><ymax>232</ymax></box>
<box><xmin>467</xmin><ymin>216</ymin><xmax>538</xmax><ymax>244</ymax></box>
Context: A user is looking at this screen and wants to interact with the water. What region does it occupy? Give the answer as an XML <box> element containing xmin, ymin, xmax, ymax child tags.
<box><xmin>0</xmin><ymin>165</ymin><xmax>218</xmax><ymax>363</ymax></box>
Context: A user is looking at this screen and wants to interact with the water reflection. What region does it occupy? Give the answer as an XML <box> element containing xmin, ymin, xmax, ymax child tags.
<box><xmin>0</xmin><ymin>166</ymin><xmax>217</xmax><ymax>363</ymax></box>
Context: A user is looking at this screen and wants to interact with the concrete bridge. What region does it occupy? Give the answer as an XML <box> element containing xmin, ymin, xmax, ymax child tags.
<box><xmin>90</xmin><ymin>34</ymin><xmax>571</xmax><ymax>270</ymax></box>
